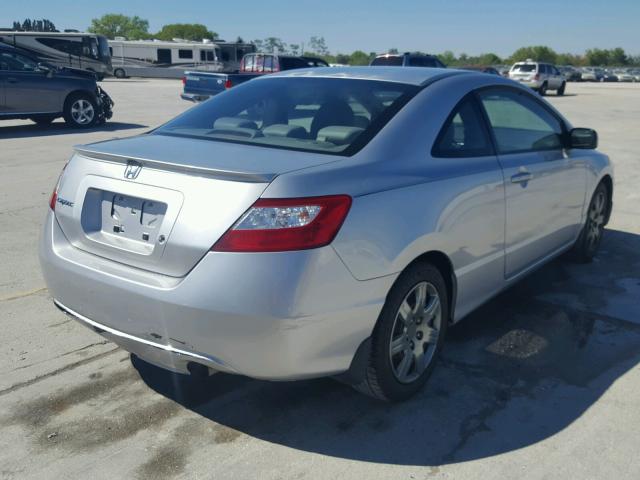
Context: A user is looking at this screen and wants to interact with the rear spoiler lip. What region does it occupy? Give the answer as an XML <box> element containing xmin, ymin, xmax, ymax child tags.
<box><xmin>73</xmin><ymin>145</ymin><xmax>276</xmax><ymax>183</ymax></box>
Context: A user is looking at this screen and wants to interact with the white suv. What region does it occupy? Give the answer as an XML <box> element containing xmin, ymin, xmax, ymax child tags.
<box><xmin>508</xmin><ymin>60</ymin><xmax>566</xmax><ymax>96</ymax></box>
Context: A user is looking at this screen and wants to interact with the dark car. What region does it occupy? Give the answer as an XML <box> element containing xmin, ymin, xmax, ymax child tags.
<box><xmin>0</xmin><ymin>44</ymin><xmax>112</xmax><ymax>127</ymax></box>
<box><xmin>459</xmin><ymin>65</ymin><xmax>501</xmax><ymax>75</ymax></box>
<box><xmin>370</xmin><ymin>52</ymin><xmax>446</xmax><ymax>68</ymax></box>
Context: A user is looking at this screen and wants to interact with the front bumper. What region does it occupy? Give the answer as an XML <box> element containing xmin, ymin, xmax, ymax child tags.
<box><xmin>96</xmin><ymin>87</ymin><xmax>114</xmax><ymax>122</ymax></box>
<box><xmin>40</xmin><ymin>212</ymin><xmax>391</xmax><ymax>380</ymax></box>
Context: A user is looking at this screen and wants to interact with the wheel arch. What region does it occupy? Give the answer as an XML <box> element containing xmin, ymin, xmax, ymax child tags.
<box><xmin>599</xmin><ymin>174</ymin><xmax>614</xmax><ymax>224</ymax></box>
<box><xmin>400</xmin><ymin>250</ymin><xmax>457</xmax><ymax>324</ymax></box>
<box><xmin>63</xmin><ymin>89</ymin><xmax>98</xmax><ymax>110</ymax></box>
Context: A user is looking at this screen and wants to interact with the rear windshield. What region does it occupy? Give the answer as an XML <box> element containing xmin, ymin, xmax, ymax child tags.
<box><xmin>154</xmin><ymin>77</ymin><xmax>419</xmax><ymax>156</ymax></box>
<box><xmin>371</xmin><ymin>56</ymin><xmax>404</xmax><ymax>66</ymax></box>
<box><xmin>511</xmin><ymin>63</ymin><xmax>537</xmax><ymax>72</ymax></box>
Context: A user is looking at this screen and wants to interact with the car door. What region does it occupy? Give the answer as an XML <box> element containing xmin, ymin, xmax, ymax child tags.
<box><xmin>0</xmin><ymin>50</ymin><xmax>63</xmax><ymax>114</ymax></box>
<box><xmin>477</xmin><ymin>87</ymin><xmax>586</xmax><ymax>278</ymax></box>
<box><xmin>549</xmin><ymin>66</ymin><xmax>563</xmax><ymax>88</ymax></box>
<box><xmin>430</xmin><ymin>94</ymin><xmax>505</xmax><ymax>315</ymax></box>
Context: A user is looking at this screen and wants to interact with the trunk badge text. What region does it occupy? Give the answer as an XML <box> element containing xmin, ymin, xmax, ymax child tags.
<box><xmin>124</xmin><ymin>161</ymin><xmax>143</xmax><ymax>179</ymax></box>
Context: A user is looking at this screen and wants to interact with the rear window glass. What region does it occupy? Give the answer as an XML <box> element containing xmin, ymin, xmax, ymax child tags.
<box><xmin>511</xmin><ymin>63</ymin><xmax>537</xmax><ymax>72</ymax></box>
<box><xmin>155</xmin><ymin>77</ymin><xmax>419</xmax><ymax>156</ymax></box>
<box><xmin>371</xmin><ymin>56</ymin><xmax>404</xmax><ymax>66</ymax></box>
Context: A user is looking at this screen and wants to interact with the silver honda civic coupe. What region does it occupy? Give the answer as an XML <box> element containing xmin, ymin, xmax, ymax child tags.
<box><xmin>40</xmin><ymin>67</ymin><xmax>613</xmax><ymax>401</ymax></box>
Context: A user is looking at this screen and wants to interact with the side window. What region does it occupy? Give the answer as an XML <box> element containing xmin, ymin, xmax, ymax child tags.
<box><xmin>178</xmin><ymin>49</ymin><xmax>193</xmax><ymax>59</ymax></box>
<box><xmin>0</xmin><ymin>52</ymin><xmax>38</xmax><ymax>71</ymax></box>
<box><xmin>479</xmin><ymin>89</ymin><xmax>564</xmax><ymax>154</ymax></box>
<box><xmin>432</xmin><ymin>96</ymin><xmax>493</xmax><ymax>157</ymax></box>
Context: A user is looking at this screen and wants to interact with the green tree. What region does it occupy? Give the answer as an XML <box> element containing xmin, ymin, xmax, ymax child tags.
<box><xmin>88</xmin><ymin>14</ymin><xmax>150</xmax><ymax>40</ymax></box>
<box><xmin>585</xmin><ymin>48</ymin><xmax>610</xmax><ymax>66</ymax></box>
<box><xmin>388</xmin><ymin>48</ymin><xmax>399</xmax><ymax>54</ymax></box>
<box><xmin>438</xmin><ymin>50</ymin><xmax>457</xmax><ymax>66</ymax></box>
<box><xmin>289</xmin><ymin>43</ymin><xmax>301</xmax><ymax>56</ymax></box>
<box><xmin>309</xmin><ymin>36</ymin><xmax>329</xmax><ymax>56</ymax></box>
<box><xmin>477</xmin><ymin>53</ymin><xmax>502</xmax><ymax>65</ymax></box>
<box><xmin>263</xmin><ymin>37</ymin><xmax>286</xmax><ymax>53</ymax></box>
<box><xmin>156</xmin><ymin>23</ymin><xmax>217</xmax><ymax>41</ymax></box>
<box><xmin>609</xmin><ymin>47</ymin><xmax>628</xmax><ymax>65</ymax></box>
<box><xmin>335</xmin><ymin>53</ymin><xmax>350</xmax><ymax>65</ymax></box>
<box><xmin>510</xmin><ymin>46</ymin><xmax>557</xmax><ymax>63</ymax></box>
<box><xmin>349</xmin><ymin>50</ymin><xmax>371</xmax><ymax>65</ymax></box>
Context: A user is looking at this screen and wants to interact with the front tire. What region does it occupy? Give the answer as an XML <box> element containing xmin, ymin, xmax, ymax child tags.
<box><xmin>113</xmin><ymin>68</ymin><xmax>127</xmax><ymax>79</ymax></box>
<box><xmin>570</xmin><ymin>182</ymin><xmax>609</xmax><ymax>263</ymax></box>
<box><xmin>63</xmin><ymin>93</ymin><xmax>98</xmax><ymax>128</ymax></box>
<box><xmin>353</xmin><ymin>262</ymin><xmax>448</xmax><ymax>402</ymax></box>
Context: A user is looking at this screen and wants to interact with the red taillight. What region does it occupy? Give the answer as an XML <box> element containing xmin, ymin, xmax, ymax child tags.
<box><xmin>224</xmin><ymin>78</ymin><xmax>232</xmax><ymax>89</ymax></box>
<box><xmin>534</xmin><ymin>73</ymin><xmax>540</xmax><ymax>80</ymax></box>
<box><xmin>49</xmin><ymin>189</ymin><xmax>58</xmax><ymax>211</ymax></box>
<box><xmin>212</xmin><ymin>195</ymin><xmax>352</xmax><ymax>252</ymax></box>
<box><xmin>48</xmin><ymin>163</ymin><xmax>68</xmax><ymax>211</ymax></box>
<box><xmin>182</xmin><ymin>76</ymin><xmax>186</xmax><ymax>86</ymax></box>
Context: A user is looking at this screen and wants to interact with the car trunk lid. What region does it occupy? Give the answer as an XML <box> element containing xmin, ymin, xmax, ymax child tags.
<box><xmin>54</xmin><ymin>134</ymin><xmax>339</xmax><ymax>277</ymax></box>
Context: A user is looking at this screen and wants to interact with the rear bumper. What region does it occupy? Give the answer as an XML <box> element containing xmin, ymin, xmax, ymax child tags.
<box><xmin>40</xmin><ymin>212</ymin><xmax>391</xmax><ymax>380</ymax></box>
<box><xmin>180</xmin><ymin>92</ymin><xmax>211</xmax><ymax>102</ymax></box>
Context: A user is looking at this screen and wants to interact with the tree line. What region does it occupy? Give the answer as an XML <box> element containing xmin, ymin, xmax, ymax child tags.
<box><xmin>10</xmin><ymin>14</ymin><xmax>640</xmax><ymax>67</ymax></box>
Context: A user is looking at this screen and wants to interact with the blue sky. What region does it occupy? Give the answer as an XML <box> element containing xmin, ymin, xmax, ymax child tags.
<box><xmin>3</xmin><ymin>0</ymin><xmax>639</xmax><ymax>56</ymax></box>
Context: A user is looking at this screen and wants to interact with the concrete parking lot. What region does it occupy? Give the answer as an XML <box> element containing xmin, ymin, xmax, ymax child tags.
<box><xmin>1</xmin><ymin>79</ymin><xmax>639</xmax><ymax>479</ymax></box>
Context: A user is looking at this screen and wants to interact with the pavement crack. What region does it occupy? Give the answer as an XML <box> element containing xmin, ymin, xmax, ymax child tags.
<box><xmin>0</xmin><ymin>287</ymin><xmax>47</xmax><ymax>303</ymax></box>
<box><xmin>0</xmin><ymin>346</ymin><xmax>121</xmax><ymax>397</ymax></box>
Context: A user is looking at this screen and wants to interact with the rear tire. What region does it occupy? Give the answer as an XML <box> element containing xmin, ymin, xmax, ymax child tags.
<box><xmin>63</xmin><ymin>93</ymin><xmax>98</xmax><ymax>128</ymax></box>
<box><xmin>538</xmin><ymin>82</ymin><xmax>548</xmax><ymax>96</ymax></box>
<box><xmin>353</xmin><ymin>262</ymin><xmax>448</xmax><ymax>402</ymax></box>
<box><xmin>557</xmin><ymin>82</ymin><xmax>566</xmax><ymax>96</ymax></box>
<box><xmin>570</xmin><ymin>182</ymin><xmax>609</xmax><ymax>263</ymax></box>
<box><xmin>113</xmin><ymin>68</ymin><xmax>126</xmax><ymax>79</ymax></box>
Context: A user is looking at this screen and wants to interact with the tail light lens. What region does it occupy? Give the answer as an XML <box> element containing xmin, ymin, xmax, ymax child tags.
<box><xmin>48</xmin><ymin>163</ymin><xmax>68</xmax><ymax>211</ymax></box>
<box><xmin>181</xmin><ymin>76</ymin><xmax>186</xmax><ymax>86</ymax></box>
<box><xmin>534</xmin><ymin>73</ymin><xmax>540</xmax><ymax>80</ymax></box>
<box><xmin>212</xmin><ymin>195</ymin><xmax>352</xmax><ymax>252</ymax></box>
<box><xmin>49</xmin><ymin>189</ymin><xmax>58</xmax><ymax>211</ymax></box>
<box><xmin>224</xmin><ymin>78</ymin><xmax>232</xmax><ymax>89</ymax></box>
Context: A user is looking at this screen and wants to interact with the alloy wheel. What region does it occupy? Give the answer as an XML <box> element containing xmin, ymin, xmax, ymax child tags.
<box><xmin>586</xmin><ymin>189</ymin><xmax>606</xmax><ymax>251</ymax></box>
<box><xmin>389</xmin><ymin>281</ymin><xmax>442</xmax><ymax>384</ymax></box>
<box><xmin>70</xmin><ymin>99</ymin><xmax>95</xmax><ymax>125</ymax></box>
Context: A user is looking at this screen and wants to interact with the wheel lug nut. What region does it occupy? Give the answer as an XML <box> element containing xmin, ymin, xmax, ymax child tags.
<box><xmin>416</xmin><ymin>331</ymin><xmax>423</xmax><ymax>340</ymax></box>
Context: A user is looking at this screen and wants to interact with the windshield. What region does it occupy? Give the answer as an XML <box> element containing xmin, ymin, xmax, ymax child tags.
<box><xmin>511</xmin><ymin>63</ymin><xmax>537</xmax><ymax>72</ymax></box>
<box><xmin>97</xmin><ymin>36</ymin><xmax>110</xmax><ymax>61</ymax></box>
<box><xmin>370</xmin><ymin>56</ymin><xmax>404</xmax><ymax>66</ymax></box>
<box><xmin>154</xmin><ymin>77</ymin><xmax>419</xmax><ymax>156</ymax></box>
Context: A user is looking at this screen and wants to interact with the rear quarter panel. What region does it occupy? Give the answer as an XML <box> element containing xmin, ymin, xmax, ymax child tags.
<box><xmin>266</xmin><ymin>73</ymin><xmax>513</xmax><ymax>320</ymax></box>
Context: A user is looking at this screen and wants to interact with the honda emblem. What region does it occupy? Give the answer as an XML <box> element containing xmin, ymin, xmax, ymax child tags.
<box><xmin>124</xmin><ymin>161</ymin><xmax>142</xmax><ymax>179</ymax></box>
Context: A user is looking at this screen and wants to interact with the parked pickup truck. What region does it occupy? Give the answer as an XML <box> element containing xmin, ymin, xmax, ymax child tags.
<box><xmin>181</xmin><ymin>53</ymin><xmax>329</xmax><ymax>102</ymax></box>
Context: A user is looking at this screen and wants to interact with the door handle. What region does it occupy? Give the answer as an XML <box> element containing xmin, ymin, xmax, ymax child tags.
<box><xmin>511</xmin><ymin>172</ymin><xmax>532</xmax><ymax>183</ymax></box>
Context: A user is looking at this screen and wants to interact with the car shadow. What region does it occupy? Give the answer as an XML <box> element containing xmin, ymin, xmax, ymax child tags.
<box><xmin>134</xmin><ymin>228</ymin><xmax>640</xmax><ymax>466</ymax></box>
<box><xmin>0</xmin><ymin>121</ymin><xmax>147</xmax><ymax>139</ymax></box>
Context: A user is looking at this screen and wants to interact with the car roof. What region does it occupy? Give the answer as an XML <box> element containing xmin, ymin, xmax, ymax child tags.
<box><xmin>267</xmin><ymin>66</ymin><xmax>463</xmax><ymax>85</ymax></box>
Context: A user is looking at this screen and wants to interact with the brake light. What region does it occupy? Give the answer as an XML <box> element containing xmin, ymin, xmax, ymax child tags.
<box><xmin>49</xmin><ymin>189</ymin><xmax>58</xmax><ymax>211</ymax></box>
<box><xmin>181</xmin><ymin>76</ymin><xmax>186</xmax><ymax>86</ymax></box>
<box><xmin>534</xmin><ymin>73</ymin><xmax>540</xmax><ymax>80</ymax></box>
<box><xmin>224</xmin><ymin>78</ymin><xmax>232</xmax><ymax>89</ymax></box>
<box><xmin>212</xmin><ymin>195</ymin><xmax>352</xmax><ymax>252</ymax></box>
<box><xmin>48</xmin><ymin>163</ymin><xmax>68</xmax><ymax>211</ymax></box>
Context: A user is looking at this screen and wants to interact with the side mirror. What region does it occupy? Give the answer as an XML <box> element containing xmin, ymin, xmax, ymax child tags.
<box><xmin>37</xmin><ymin>62</ymin><xmax>54</xmax><ymax>78</ymax></box>
<box><xmin>568</xmin><ymin>128</ymin><xmax>598</xmax><ymax>149</ymax></box>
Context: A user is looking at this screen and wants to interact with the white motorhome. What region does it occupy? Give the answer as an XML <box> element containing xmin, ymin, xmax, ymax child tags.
<box><xmin>0</xmin><ymin>31</ymin><xmax>111</xmax><ymax>79</ymax></box>
<box><xmin>108</xmin><ymin>39</ymin><xmax>255</xmax><ymax>77</ymax></box>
